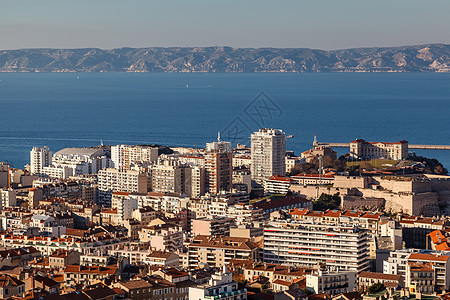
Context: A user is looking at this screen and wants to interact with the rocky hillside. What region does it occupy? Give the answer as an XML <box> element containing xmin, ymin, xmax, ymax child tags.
<box><xmin>1</xmin><ymin>44</ymin><xmax>450</xmax><ymax>72</ymax></box>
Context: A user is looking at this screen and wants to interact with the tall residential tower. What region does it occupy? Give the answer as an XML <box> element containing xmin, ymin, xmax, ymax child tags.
<box><xmin>205</xmin><ymin>134</ymin><xmax>233</xmax><ymax>194</ymax></box>
<box><xmin>251</xmin><ymin>128</ymin><xmax>286</xmax><ymax>185</ymax></box>
<box><xmin>30</xmin><ymin>146</ymin><xmax>52</xmax><ymax>175</ymax></box>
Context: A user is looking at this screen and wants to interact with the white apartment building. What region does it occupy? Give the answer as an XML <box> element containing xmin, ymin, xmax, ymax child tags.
<box><xmin>49</xmin><ymin>147</ymin><xmax>111</xmax><ymax>177</ymax></box>
<box><xmin>191</xmin><ymin>166</ymin><xmax>206</xmax><ymax>197</ymax></box>
<box><xmin>111</xmin><ymin>144</ymin><xmax>158</xmax><ymax>170</ymax></box>
<box><xmin>263</xmin><ymin>220</ymin><xmax>370</xmax><ymax>272</ymax></box>
<box><xmin>110</xmin><ymin>245</ymin><xmax>179</xmax><ymax>267</ymax></box>
<box><xmin>251</xmin><ymin>129</ymin><xmax>286</xmax><ymax>185</ymax></box>
<box><xmin>41</xmin><ymin>165</ymin><xmax>73</xmax><ymax>179</ymax></box>
<box><xmin>383</xmin><ymin>249</ymin><xmax>421</xmax><ymax>278</ymax></box>
<box><xmin>189</xmin><ymin>267</ymin><xmax>246</xmax><ymax>300</ymax></box>
<box><xmin>97</xmin><ymin>168</ymin><xmax>148</xmax><ymax>207</ymax></box>
<box><xmin>306</xmin><ymin>268</ymin><xmax>357</xmax><ymax>296</ymax></box>
<box><xmin>30</xmin><ymin>146</ymin><xmax>52</xmax><ymax>175</ymax></box>
<box><xmin>285</xmin><ymin>156</ymin><xmax>303</xmax><ymax>174</ymax></box>
<box><xmin>111</xmin><ymin>192</ymin><xmax>138</xmax><ymax>221</ymax></box>
<box><xmin>151</xmin><ymin>158</ymin><xmax>192</xmax><ymax>196</ymax></box>
<box><xmin>264</xmin><ymin>175</ymin><xmax>292</xmax><ymax>194</ymax></box>
<box><xmin>30</xmin><ymin>215</ymin><xmax>66</xmax><ymax>238</ymax></box>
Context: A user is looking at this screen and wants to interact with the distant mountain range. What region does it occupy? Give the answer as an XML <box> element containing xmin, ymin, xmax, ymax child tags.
<box><xmin>1</xmin><ymin>44</ymin><xmax>450</xmax><ymax>72</ymax></box>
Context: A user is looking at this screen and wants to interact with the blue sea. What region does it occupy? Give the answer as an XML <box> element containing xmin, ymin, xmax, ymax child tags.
<box><xmin>0</xmin><ymin>72</ymin><xmax>449</xmax><ymax>169</ymax></box>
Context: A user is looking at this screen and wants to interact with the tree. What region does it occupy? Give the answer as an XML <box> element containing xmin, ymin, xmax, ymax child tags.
<box><xmin>367</xmin><ymin>283</ymin><xmax>385</xmax><ymax>294</ymax></box>
<box><xmin>313</xmin><ymin>193</ymin><xmax>341</xmax><ymax>210</ymax></box>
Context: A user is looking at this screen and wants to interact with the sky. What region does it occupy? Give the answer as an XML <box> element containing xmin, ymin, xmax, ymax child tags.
<box><xmin>1</xmin><ymin>0</ymin><xmax>449</xmax><ymax>50</ymax></box>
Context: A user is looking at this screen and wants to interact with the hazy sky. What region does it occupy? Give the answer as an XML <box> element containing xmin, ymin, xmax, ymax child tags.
<box><xmin>1</xmin><ymin>0</ymin><xmax>449</xmax><ymax>50</ymax></box>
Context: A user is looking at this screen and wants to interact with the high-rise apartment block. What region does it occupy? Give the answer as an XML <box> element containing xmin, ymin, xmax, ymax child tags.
<box><xmin>97</xmin><ymin>168</ymin><xmax>148</xmax><ymax>207</ymax></box>
<box><xmin>30</xmin><ymin>146</ymin><xmax>52</xmax><ymax>175</ymax></box>
<box><xmin>205</xmin><ymin>136</ymin><xmax>232</xmax><ymax>194</ymax></box>
<box><xmin>111</xmin><ymin>144</ymin><xmax>158</xmax><ymax>170</ymax></box>
<box><xmin>251</xmin><ymin>129</ymin><xmax>286</xmax><ymax>184</ymax></box>
<box><xmin>151</xmin><ymin>158</ymin><xmax>192</xmax><ymax>196</ymax></box>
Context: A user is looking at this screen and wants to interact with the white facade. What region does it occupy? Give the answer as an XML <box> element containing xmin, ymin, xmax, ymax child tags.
<box><xmin>383</xmin><ymin>249</ymin><xmax>422</xmax><ymax>278</ymax></box>
<box><xmin>151</xmin><ymin>158</ymin><xmax>192</xmax><ymax>196</ymax></box>
<box><xmin>42</xmin><ymin>165</ymin><xmax>74</xmax><ymax>179</ymax></box>
<box><xmin>97</xmin><ymin>168</ymin><xmax>148</xmax><ymax>207</ymax></box>
<box><xmin>306</xmin><ymin>269</ymin><xmax>357</xmax><ymax>296</ymax></box>
<box><xmin>111</xmin><ymin>144</ymin><xmax>158</xmax><ymax>169</ymax></box>
<box><xmin>285</xmin><ymin>156</ymin><xmax>303</xmax><ymax>174</ymax></box>
<box><xmin>263</xmin><ymin>220</ymin><xmax>370</xmax><ymax>272</ymax></box>
<box><xmin>189</xmin><ymin>267</ymin><xmax>246</xmax><ymax>300</ymax></box>
<box><xmin>251</xmin><ymin>129</ymin><xmax>286</xmax><ymax>185</ymax></box>
<box><xmin>111</xmin><ymin>192</ymin><xmax>138</xmax><ymax>221</ymax></box>
<box><xmin>30</xmin><ymin>146</ymin><xmax>52</xmax><ymax>175</ymax></box>
<box><xmin>51</xmin><ymin>147</ymin><xmax>111</xmax><ymax>176</ymax></box>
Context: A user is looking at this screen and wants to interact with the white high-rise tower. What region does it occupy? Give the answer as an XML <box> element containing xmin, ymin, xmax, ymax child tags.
<box><xmin>30</xmin><ymin>146</ymin><xmax>52</xmax><ymax>175</ymax></box>
<box><xmin>251</xmin><ymin>128</ymin><xmax>286</xmax><ymax>185</ymax></box>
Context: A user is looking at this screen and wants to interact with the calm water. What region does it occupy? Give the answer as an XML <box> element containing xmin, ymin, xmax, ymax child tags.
<box><xmin>0</xmin><ymin>72</ymin><xmax>449</xmax><ymax>169</ymax></box>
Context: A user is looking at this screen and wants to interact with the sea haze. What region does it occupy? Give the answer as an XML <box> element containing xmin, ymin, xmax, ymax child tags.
<box><xmin>0</xmin><ymin>72</ymin><xmax>449</xmax><ymax>169</ymax></box>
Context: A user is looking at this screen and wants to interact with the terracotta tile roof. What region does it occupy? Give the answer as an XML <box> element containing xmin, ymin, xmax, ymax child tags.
<box><xmin>360</xmin><ymin>212</ymin><xmax>381</xmax><ymax>220</ymax></box>
<box><xmin>0</xmin><ymin>274</ymin><xmax>24</xmax><ymax>287</ymax></box>
<box><xmin>428</xmin><ymin>230</ymin><xmax>448</xmax><ymax>244</ymax></box>
<box><xmin>289</xmin><ymin>208</ymin><xmax>309</xmax><ymax>216</ymax></box>
<box><xmin>273</xmin><ymin>279</ymin><xmax>294</xmax><ymax>286</ymax></box>
<box><xmin>409</xmin><ymin>253</ymin><xmax>450</xmax><ymax>262</ymax></box>
<box><xmin>119</xmin><ymin>279</ymin><xmax>152</xmax><ymax>289</ymax></box>
<box><xmin>144</xmin><ymin>275</ymin><xmax>175</xmax><ymax>288</ymax></box>
<box><xmin>112</xmin><ymin>191</ymin><xmax>130</xmax><ymax>196</ymax></box>
<box><xmin>358</xmin><ymin>272</ymin><xmax>401</xmax><ymax>281</ymax></box>
<box><xmin>435</xmin><ymin>243</ymin><xmax>450</xmax><ymax>251</ymax></box>
<box><xmin>267</xmin><ymin>175</ymin><xmax>292</xmax><ymax>182</ymax></box>
<box><xmin>189</xmin><ymin>235</ymin><xmax>258</xmax><ymax>251</ymax></box>
<box><xmin>147</xmin><ymin>251</ymin><xmax>174</xmax><ymax>259</ymax></box>
<box><xmin>82</xmin><ymin>286</ymin><xmax>118</xmax><ymax>300</ymax></box>
<box><xmin>64</xmin><ymin>265</ymin><xmax>117</xmax><ymax>275</ymax></box>
<box><xmin>323</xmin><ymin>210</ymin><xmax>341</xmax><ymax>218</ymax></box>
<box><xmin>408</xmin><ymin>261</ymin><xmax>434</xmax><ymax>272</ymax></box>
<box><xmin>342</xmin><ymin>210</ymin><xmax>364</xmax><ymax>218</ymax></box>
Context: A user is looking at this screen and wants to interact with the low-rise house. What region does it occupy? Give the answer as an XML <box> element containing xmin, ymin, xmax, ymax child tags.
<box><xmin>115</xmin><ymin>279</ymin><xmax>153</xmax><ymax>300</ymax></box>
<box><xmin>49</xmin><ymin>249</ymin><xmax>81</xmax><ymax>269</ymax></box>
<box><xmin>357</xmin><ymin>271</ymin><xmax>403</xmax><ymax>291</ymax></box>
<box><xmin>0</xmin><ymin>274</ymin><xmax>25</xmax><ymax>298</ymax></box>
<box><xmin>25</xmin><ymin>275</ymin><xmax>60</xmax><ymax>294</ymax></box>
<box><xmin>0</xmin><ymin>246</ymin><xmax>41</xmax><ymax>268</ymax></box>
<box><xmin>145</xmin><ymin>275</ymin><xmax>177</xmax><ymax>300</ymax></box>
<box><xmin>306</xmin><ymin>268</ymin><xmax>357</xmax><ymax>296</ymax></box>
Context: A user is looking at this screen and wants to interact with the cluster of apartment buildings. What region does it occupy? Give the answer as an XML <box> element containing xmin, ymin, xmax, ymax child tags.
<box><xmin>1</xmin><ymin>130</ymin><xmax>450</xmax><ymax>299</ymax></box>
